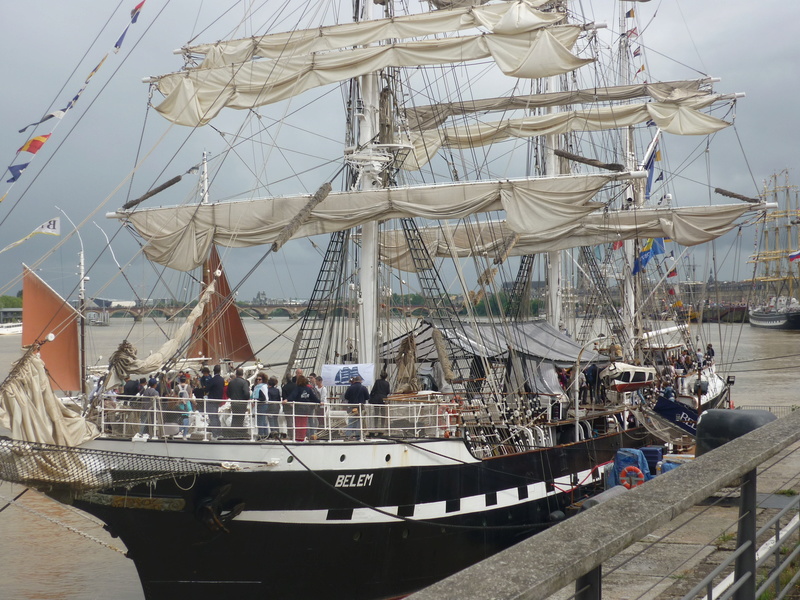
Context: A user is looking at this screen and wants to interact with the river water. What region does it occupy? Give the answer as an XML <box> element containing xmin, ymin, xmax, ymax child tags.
<box><xmin>0</xmin><ymin>317</ymin><xmax>797</xmax><ymax>599</ymax></box>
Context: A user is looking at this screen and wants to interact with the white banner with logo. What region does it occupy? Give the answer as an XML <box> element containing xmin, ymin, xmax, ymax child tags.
<box><xmin>0</xmin><ymin>217</ymin><xmax>60</xmax><ymax>254</ymax></box>
<box><xmin>321</xmin><ymin>363</ymin><xmax>375</xmax><ymax>388</ymax></box>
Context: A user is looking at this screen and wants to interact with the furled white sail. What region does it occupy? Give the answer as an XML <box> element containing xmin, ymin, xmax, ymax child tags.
<box><xmin>526</xmin><ymin>204</ymin><xmax>753</xmax><ymax>252</ymax></box>
<box><xmin>105</xmin><ymin>281</ymin><xmax>216</xmax><ymax>388</ymax></box>
<box><xmin>378</xmin><ymin>204</ymin><xmax>760</xmax><ymax>271</ymax></box>
<box><xmin>0</xmin><ymin>350</ymin><xmax>99</xmax><ymax>446</ymax></box>
<box><xmin>110</xmin><ymin>173</ymin><xmax>632</xmax><ymax>271</ymax></box>
<box><xmin>379</xmin><ymin>222</ymin><xmax>517</xmax><ymax>272</ymax></box>
<box><xmin>429</xmin><ymin>0</ymin><xmax>493</xmax><ymax>8</ymax></box>
<box><xmin>407</xmin><ymin>98</ymin><xmax>729</xmax><ymax>169</ymax></box>
<box><xmin>154</xmin><ymin>26</ymin><xmax>592</xmax><ymax>127</ymax></box>
<box><xmin>404</xmin><ymin>79</ymin><xmax>715</xmax><ymax>129</ymax></box>
<box><xmin>185</xmin><ymin>0</ymin><xmax>559</xmax><ymax>67</ymax></box>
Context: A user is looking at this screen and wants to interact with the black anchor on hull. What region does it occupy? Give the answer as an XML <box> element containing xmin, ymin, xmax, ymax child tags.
<box><xmin>195</xmin><ymin>483</ymin><xmax>244</xmax><ymax>533</ymax></box>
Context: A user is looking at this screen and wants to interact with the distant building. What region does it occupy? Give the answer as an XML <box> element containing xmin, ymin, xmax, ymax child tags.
<box><xmin>250</xmin><ymin>292</ymin><xmax>307</xmax><ymax>305</ymax></box>
<box><xmin>92</xmin><ymin>298</ymin><xmax>136</xmax><ymax>309</ymax></box>
<box><xmin>0</xmin><ymin>308</ymin><xmax>22</xmax><ymax>323</ymax></box>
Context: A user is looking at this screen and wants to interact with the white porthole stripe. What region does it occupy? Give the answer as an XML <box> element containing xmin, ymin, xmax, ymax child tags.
<box><xmin>236</xmin><ymin>467</ymin><xmax>600</xmax><ymax>525</ymax></box>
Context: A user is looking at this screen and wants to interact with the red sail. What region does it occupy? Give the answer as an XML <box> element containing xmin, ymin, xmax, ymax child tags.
<box><xmin>186</xmin><ymin>246</ymin><xmax>256</xmax><ymax>364</ymax></box>
<box><xmin>21</xmin><ymin>267</ymin><xmax>82</xmax><ymax>392</ymax></box>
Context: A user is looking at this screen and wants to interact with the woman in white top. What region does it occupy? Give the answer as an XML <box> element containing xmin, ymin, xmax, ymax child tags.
<box><xmin>310</xmin><ymin>376</ymin><xmax>328</xmax><ymax>440</ymax></box>
<box><xmin>251</xmin><ymin>372</ymin><xmax>268</xmax><ymax>439</ymax></box>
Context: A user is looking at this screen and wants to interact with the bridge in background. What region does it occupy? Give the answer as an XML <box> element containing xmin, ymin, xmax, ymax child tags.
<box><xmin>92</xmin><ymin>303</ymin><xmax>440</xmax><ymax>321</ymax></box>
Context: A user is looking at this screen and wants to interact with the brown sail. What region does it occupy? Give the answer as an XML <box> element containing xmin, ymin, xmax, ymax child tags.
<box><xmin>21</xmin><ymin>266</ymin><xmax>81</xmax><ymax>392</ymax></box>
<box><xmin>186</xmin><ymin>246</ymin><xmax>256</xmax><ymax>364</ymax></box>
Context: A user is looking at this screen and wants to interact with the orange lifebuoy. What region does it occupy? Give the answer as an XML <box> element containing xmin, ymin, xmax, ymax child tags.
<box><xmin>620</xmin><ymin>465</ymin><xmax>645</xmax><ymax>489</ymax></box>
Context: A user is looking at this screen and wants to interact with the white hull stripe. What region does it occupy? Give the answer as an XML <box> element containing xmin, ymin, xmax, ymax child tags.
<box><xmin>237</xmin><ymin>467</ymin><xmax>600</xmax><ymax>525</ymax></box>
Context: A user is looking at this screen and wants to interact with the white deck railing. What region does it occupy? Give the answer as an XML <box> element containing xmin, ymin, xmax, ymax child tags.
<box><xmin>98</xmin><ymin>398</ymin><xmax>463</xmax><ymax>442</ymax></box>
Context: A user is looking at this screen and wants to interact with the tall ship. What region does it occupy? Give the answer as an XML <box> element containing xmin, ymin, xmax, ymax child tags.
<box><xmin>0</xmin><ymin>1</ymin><xmax>769</xmax><ymax>599</ymax></box>
<box><xmin>748</xmin><ymin>171</ymin><xmax>800</xmax><ymax>329</ymax></box>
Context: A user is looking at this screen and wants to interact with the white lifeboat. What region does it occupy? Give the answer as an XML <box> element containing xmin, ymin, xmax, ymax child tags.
<box><xmin>600</xmin><ymin>362</ymin><xmax>657</xmax><ymax>393</ymax></box>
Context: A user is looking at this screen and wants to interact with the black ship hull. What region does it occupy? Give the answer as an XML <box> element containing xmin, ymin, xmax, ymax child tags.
<box><xmin>748</xmin><ymin>308</ymin><xmax>800</xmax><ymax>329</ymax></box>
<box><xmin>73</xmin><ymin>430</ymin><xmax>644</xmax><ymax>600</ymax></box>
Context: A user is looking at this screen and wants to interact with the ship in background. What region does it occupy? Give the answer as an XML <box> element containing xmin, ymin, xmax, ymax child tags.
<box><xmin>749</xmin><ymin>171</ymin><xmax>800</xmax><ymax>329</ymax></box>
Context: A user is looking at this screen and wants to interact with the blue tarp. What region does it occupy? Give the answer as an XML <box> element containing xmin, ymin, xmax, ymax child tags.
<box><xmin>660</xmin><ymin>460</ymin><xmax>681</xmax><ymax>474</ymax></box>
<box><xmin>607</xmin><ymin>448</ymin><xmax>652</xmax><ymax>488</ymax></box>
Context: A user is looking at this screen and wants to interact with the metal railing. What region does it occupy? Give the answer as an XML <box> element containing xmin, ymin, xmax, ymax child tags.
<box><xmin>680</xmin><ymin>492</ymin><xmax>800</xmax><ymax>600</ymax></box>
<box><xmin>738</xmin><ymin>405</ymin><xmax>800</xmax><ymax>419</ymax></box>
<box><xmin>97</xmin><ymin>397</ymin><xmax>466</xmax><ymax>442</ymax></box>
<box><xmin>95</xmin><ymin>393</ymin><xmax>631</xmax><ymax>457</ymax></box>
<box><xmin>407</xmin><ymin>409</ymin><xmax>800</xmax><ymax>600</ymax></box>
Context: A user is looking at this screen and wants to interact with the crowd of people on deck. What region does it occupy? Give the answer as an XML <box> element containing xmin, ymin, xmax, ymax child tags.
<box><xmin>98</xmin><ymin>342</ymin><xmax>718</xmax><ymax>439</ymax></box>
<box><xmin>658</xmin><ymin>343</ymin><xmax>716</xmax><ymax>394</ymax></box>
<box><xmin>556</xmin><ymin>364</ymin><xmax>604</xmax><ymax>405</ymax></box>
<box><xmin>551</xmin><ymin>342</ymin><xmax>717</xmax><ymax>408</ymax></box>
<box><xmin>101</xmin><ymin>365</ymin><xmax>392</xmax><ymax>442</ymax></box>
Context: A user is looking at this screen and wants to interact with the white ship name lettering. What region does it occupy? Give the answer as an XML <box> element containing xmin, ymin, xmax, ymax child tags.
<box><xmin>335</xmin><ymin>473</ymin><xmax>374</xmax><ymax>488</ymax></box>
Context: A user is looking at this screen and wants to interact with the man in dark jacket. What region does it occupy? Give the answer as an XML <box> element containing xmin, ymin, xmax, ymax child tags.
<box><xmin>206</xmin><ymin>365</ymin><xmax>225</xmax><ymax>435</ymax></box>
<box><xmin>226</xmin><ymin>367</ymin><xmax>251</xmax><ymax>438</ymax></box>
<box><xmin>199</xmin><ymin>366</ymin><xmax>212</xmax><ymax>396</ymax></box>
<box><xmin>122</xmin><ymin>375</ymin><xmax>141</xmax><ymax>401</ymax></box>
<box><xmin>344</xmin><ymin>376</ymin><xmax>369</xmax><ymax>439</ymax></box>
<box><xmin>280</xmin><ymin>369</ymin><xmax>301</xmax><ymax>438</ymax></box>
<box><xmin>281</xmin><ymin>368</ymin><xmax>302</xmax><ymax>401</ymax></box>
<box><xmin>583</xmin><ymin>363</ymin><xmax>598</xmax><ymax>404</ymax></box>
<box><xmin>368</xmin><ymin>372</ymin><xmax>390</xmax><ymax>435</ymax></box>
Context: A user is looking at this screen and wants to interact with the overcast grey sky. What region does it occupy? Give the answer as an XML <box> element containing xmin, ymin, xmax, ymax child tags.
<box><xmin>0</xmin><ymin>0</ymin><xmax>798</xmax><ymax>303</ymax></box>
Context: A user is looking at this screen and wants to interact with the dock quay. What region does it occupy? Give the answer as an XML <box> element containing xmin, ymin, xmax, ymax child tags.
<box><xmin>409</xmin><ymin>410</ymin><xmax>800</xmax><ymax>600</ymax></box>
<box><xmin>561</xmin><ymin>443</ymin><xmax>800</xmax><ymax>600</ymax></box>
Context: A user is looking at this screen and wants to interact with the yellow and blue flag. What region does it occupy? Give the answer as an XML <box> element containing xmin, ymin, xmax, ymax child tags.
<box><xmin>632</xmin><ymin>238</ymin><xmax>665</xmax><ymax>274</ymax></box>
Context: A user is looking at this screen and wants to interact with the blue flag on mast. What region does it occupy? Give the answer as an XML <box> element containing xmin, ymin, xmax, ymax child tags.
<box><xmin>632</xmin><ymin>238</ymin><xmax>665</xmax><ymax>274</ymax></box>
<box><xmin>6</xmin><ymin>163</ymin><xmax>29</xmax><ymax>183</ymax></box>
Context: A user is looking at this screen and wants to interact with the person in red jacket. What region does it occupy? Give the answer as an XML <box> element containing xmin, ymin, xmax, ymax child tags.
<box><xmin>287</xmin><ymin>375</ymin><xmax>319</xmax><ymax>441</ymax></box>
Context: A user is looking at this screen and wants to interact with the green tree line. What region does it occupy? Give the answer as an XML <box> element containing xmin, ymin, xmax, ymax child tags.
<box><xmin>0</xmin><ymin>295</ymin><xmax>22</xmax><ymax>309</ymax></box>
